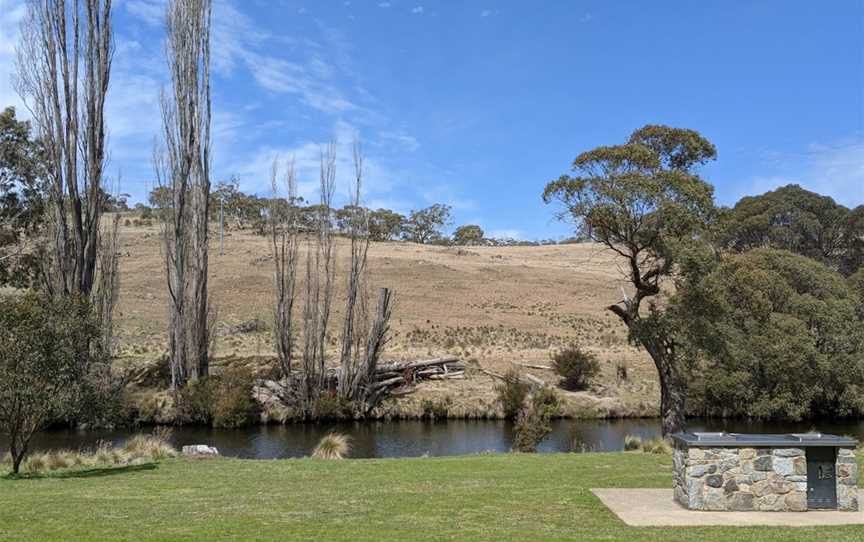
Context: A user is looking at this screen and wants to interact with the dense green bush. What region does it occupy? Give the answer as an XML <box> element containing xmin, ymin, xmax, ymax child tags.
<box><xmin>512</xmin><ymin>404</ymin><xmax>552</xmax><ymax>453</ymax></box>
<box><xmin>211</xmin><ymin>365</ymin><xmax>258</xmax><ymax>428</ymax></box>
<box><xmin>495</xmin><ymin>369</ymin><xmax>530</xmax><ymax>419</ymax></box>
<box><xmin>530</xmin><ymin>386</ymin><xmax>561</xmax><ymax>419</ymax></box>
<box><xmin>680</xmin><ymin>248</ymin><xmax>864</xmax><ymax>420</ymax></box>
<box><xmin>551</xmin><ymin>346</ymin><xmax>600</xmax><ymax>391</ymax></box>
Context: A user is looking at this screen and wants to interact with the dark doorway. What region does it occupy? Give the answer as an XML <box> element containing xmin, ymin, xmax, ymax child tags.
<box><xmin>806</xmin><ymin>447</ymin><xmax>837</xmax><ymax>509</ymax></box>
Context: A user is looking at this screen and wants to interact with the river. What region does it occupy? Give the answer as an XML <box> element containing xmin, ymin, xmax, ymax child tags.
<box><xmin>3</xmin><ymin>418</ymin><xmax>863</xmax><ymax>459</ymax></box>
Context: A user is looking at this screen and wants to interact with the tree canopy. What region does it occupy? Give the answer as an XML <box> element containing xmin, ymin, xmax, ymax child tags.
<box><xmin>542</xmin><ymin>124</ymin><xmax>718</xmax><ymax>435</ymax></box>
<box><xmin>679</xmin><ymin>248</ymin><xmax>864</xmax><ymax>420</ymax></box>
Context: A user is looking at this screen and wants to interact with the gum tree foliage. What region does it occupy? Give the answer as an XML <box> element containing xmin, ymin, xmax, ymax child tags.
<box><xmin>0</xmin><ymin>106</ymin><xmax>45</xmax><ymax>287</ymax></box>
<box><xmin>368</xmin><ymin>208</ymin><xmax>405</xmax><ymax>241</ymax></box>
<box><xmin>543</xmin><ymin>124</ymin><xmax>717</xmax><ymax>435</ymax></box>
<box><xmin>402</xmin><ymin>203</ymin><xmax>452</xmax><ymax>244</ymax></box>
<box><xmin>453</xmin><ymin>224</ymin><xmax>484</xmax><ymax>246</ymax></box>
<box><xmin>0</xmin><ymin>292</ymin><xmax>100</xmax><ymax>473</ymax></box>
<box><xmin>718</xmin><ymin>184</ymin><xmax>863</xmax><ymax>275</ymax></box>
<box><xmin>678</xmin><ymin>248</ymin><xmax>864</xmax><ymax>420</ymax></box>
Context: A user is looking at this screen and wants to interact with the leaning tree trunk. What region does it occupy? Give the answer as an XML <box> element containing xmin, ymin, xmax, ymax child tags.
<box><xmin>642</xmin><ymin>336</ymin><xmax>686</xmax><ymax>436</ymax></box>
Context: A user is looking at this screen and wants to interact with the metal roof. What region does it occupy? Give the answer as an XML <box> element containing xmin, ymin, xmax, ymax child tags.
<box><xmin>671</xmin><ymin>431</ymin><xmax>859</xmax><ymax>448</ymax></box>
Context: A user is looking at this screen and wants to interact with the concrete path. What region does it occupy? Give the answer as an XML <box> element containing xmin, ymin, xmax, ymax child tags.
<box><xmin>591</xmin><ymin>488</ymin><xmax>864</xmax><ymax>527</ymax></box>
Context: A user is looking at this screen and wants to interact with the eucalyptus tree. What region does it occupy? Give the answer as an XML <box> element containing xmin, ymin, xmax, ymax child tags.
<box><xmin>543</xmin><ymin>125</ymin><xmax>717</xmax><ymax>435</ymax></box>
<box><xmin>155</xmin><ymin>0</ymin><xmax>213</xmax><ymax>387</ymax></box>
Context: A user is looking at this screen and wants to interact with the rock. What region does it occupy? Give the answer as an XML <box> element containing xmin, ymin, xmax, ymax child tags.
<box><xmin>753</xmin><ymin>456</ymin><xmax>773</xmax><ymax>471</ymax></box>
<box><xmin>182</xmin><ymin>444</ymin><xmax>219</xmax><ymax>457</ymax></box>
<box><xmin>784</xmin><ymin>492</ymin><xmax>807</xmax><ymax>512</ymax></box>
<box><xmin>792</xmin><ymin>457</ymin><xmax>806</xmax><ymax>475</ymax></box>
<box><xmin>703</xmin><ymin>488</ymin><xmax>726</xmax><ymax>510</ymax></box>
<box><xmin>769</xmin><ymin>480</ymin><xmax>793</xmax><ymax>495</ymax></box>
<box><xmin>751</xmin><ymin>480</ymin><xmax>771</xmax><ymax>498</ymax></box>
<box><xmin>772</xmin><ymin>448</ymin><xmax>804</xmax><ymax>458</ymax></box>
<box><xmin>739</xmin><ymin>448</ymin><xmax>757</xmax><ymax>460</ymax></box>
<box><xmin>728</xmin><ymin>492</ymin><xmax>755</xmax><ymax>511</ymax></box>
<box><xmin>773</xmin><ymin>457</ymin><xmax>794</xmax><ymax>476</ymax></box>
<box><xmin>749</xmin><ymin>472</ymin><xmax>768</xmax><ymax>483</ymax></box>
<box><xmin>689</xmin><ymin>464</ymin><xmax>717</xmax><ymax>478</ymax></box>
<box><xmin>705</xmin><ymin>474</ymin><xmax>723</xmax><ymax>488</ymax></box>
<box><xmin>724</xmin><ymin>479</ymin><xmax>739</xmax><ymax>495</ymax></box>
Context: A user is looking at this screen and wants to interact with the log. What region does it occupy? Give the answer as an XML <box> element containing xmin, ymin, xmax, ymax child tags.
<box><xmin>524</xmin><ymin>373</ymin><xmax>547</xmax><ymax>387</ymax></box>
<box><xmin>513</xmin><ymin>362</ymin><xmax>552</xmax><ymax>371</ymax></box>
<box><xmin>375</xmin><ymin>356</ymin><xmax>461</xmax><ymax>373</ymax></box>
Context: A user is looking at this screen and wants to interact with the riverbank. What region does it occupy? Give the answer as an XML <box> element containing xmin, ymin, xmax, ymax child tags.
<box><xmin>1</xmin><ymin>452</ymin><xmax>862</xmax><ymax>541</ymax></box>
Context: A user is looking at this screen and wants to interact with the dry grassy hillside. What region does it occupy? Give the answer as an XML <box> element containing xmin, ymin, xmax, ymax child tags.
<box><xmin>113</xmin><ymin>221</ymin><xmax>660</xmax><ymax>418</ymax></box>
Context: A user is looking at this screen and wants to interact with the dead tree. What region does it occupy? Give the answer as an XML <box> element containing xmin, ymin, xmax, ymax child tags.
<box><xmin>155</xmin><ymin>0</ymin><xmax>213</xmax><ymax>388</ymax></box>
<box><xmin>268</xmin><ymin>141</ymin><xmax>394</xmax><ymax>416</ymax></box>
<box><xmin>301</xmin><ymin>143</ymin><xmax>337</xmax><ymax>403</ymax></box>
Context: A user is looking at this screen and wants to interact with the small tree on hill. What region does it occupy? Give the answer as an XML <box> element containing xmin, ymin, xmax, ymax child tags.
<box><xmin>0</xmin><ymin>293</ymin><xmax>100</xmax><ymax>473</ymax></box>
<box><xmin>402</xmin><ymin>203</ymin><xmax>452</xmax><ymax>244</ymax></box>
<box><xmin>453</xmin><ymin>224</ymin><xmax>484</xmax><ymax>246</ymax></box>
<box><xmin>543</xmin><ymin>124</ymin><xmax>717</xmax><ymax>436</ymax></box>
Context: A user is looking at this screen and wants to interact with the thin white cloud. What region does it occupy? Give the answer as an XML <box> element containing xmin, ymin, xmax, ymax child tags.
<box><xmin>488</xmin><ymin>229</ymin><xmax>524</xmax><ymax>240</ymax></box>
<box><xmin>480</xmin><ymin>9</ymin><xmax>498</xmax><ymax>17</ymax></box>
<box><xmin>733</xmin><ymin>139</ymin><xmax>864</xmax><ymax>208</ymax></box>
<box><xmin>411</xmin><ymin>6</ymin><xmax>424</xmax><ymax>14</ymax></box>
<box><xmin>378</xmin><ymin>131</ymin><xmax>419</xmax><ymax>152</ymax></box>
<box><xmin>124</xmin><ymin>0</ymin><xmax>166</xmax><ymax>27</ymax></box>
<box><xmin>0</xmin><ymin>0</ymin><xmax>27</xmax><ymax>112</ymax></box>
<box><xmin>378</xmin><ymin>2</ymin><xmax>391</xmax><ymax>8</ymax></box>
<box><xmin>580</xmin><ymin>13</ymin><xmax>594</xmax><ymax>23</ymax></box>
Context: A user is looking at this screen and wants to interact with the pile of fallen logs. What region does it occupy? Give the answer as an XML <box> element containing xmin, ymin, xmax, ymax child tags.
<box><xmin>371</xmin><ymin>356</ymin><xmax>465</xmax><ymax>397</ymax></box>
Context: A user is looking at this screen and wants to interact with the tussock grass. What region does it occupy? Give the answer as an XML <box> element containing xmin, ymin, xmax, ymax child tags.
<box><xmin>622</xmin><ymin>434</ymin><xmax>671</xmax><ymax>454</ymax></box>
<box><xmin>312</xmin><ymin>432</ymin><xmax>351</xmax><ymax>459</ymax></box>
<box><xmin>6</xmin><ymin>430</ymin><xmax>177</xmax><ymax>475</ymax></box>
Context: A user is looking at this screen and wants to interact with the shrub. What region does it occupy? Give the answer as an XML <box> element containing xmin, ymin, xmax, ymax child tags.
<box><xmin>312</xmin><ymin>432</ymin><xmax>350</xmax><ymax>459</ymax></box>
<box><xmin>530</xmin><ymin>386</ymin><xmax>561</xmax><ymax>419</ymax></box>
<box><xmin>551</xmin><ymin>346</ymin><xmax>600</xmax><ymax>391</ymax></box>
<box><xmin>512</xmin><ymin>405</ymin><xmax>552</xmax><ymax>453</ymax></box>
<box><xmin>495</xmin><ymin>369</ymin><xmax>530</xmax><ymax>419</ymax></box>
<box><xmin>421</xmin><ymin>397</ymin><xmax>452</xmax><ymax>420</ymax></box>
<box><xmin>312</xmin><ymin>392</ymin><xmax>354</xmax><ymax>421</ymax></box>
<box><xmin>124</xmin><ymin>218</ymin><xmax>131</xmax><ymax>227</ymax></box>
<box><xmin>175</xmin><ymin>378</ymin><xmax>216</xmax><ymax>425</ymax></box>
<box><xmin>211</xmin><ymin>365</ymin><xmax>258</xmax><ymax>428</ymax></box>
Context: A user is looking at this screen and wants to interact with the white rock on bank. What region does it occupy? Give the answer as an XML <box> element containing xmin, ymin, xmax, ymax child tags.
<box><xmin>182</xmin><ymin>444</ymin><xmax>220</xmax><ymax>457</ymax></box>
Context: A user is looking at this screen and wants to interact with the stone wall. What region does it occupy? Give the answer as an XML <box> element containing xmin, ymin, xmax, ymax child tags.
<box><xmin>837</xmin><ymin>447</ymin><xmax>859</xmax><ymax>511</ymax></box>
<box><xmin>673</xmin><ymin>444</ymin><xmax>859</xmax><ymax>512</ymax></box>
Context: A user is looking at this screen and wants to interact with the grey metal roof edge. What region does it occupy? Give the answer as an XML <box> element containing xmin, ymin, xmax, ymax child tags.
<box><xmin>670</xmin><ymin>431</ymin><xmax>859</xmax><ymax>448</ymax></box>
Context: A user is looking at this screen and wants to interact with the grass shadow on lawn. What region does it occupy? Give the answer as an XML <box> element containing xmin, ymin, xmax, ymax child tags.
<box><xmin>2</xmin><ymin>462</ymin><xmax>159</xmax><ymax>481</ymax></box>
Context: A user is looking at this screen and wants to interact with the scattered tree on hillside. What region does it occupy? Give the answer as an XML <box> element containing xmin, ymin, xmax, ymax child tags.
<box><xmin>0</xmin><ymin>292</ymin><xmax>100</xmax><ymax>473</ymax></box>
<box><xmin>543</xmin><ymin>124</ymin><xmax>717</xmax><ymax>435</ymax></box>
<box><xmin>453</xmin><ymin>224</ymin><xmax>484</xmax><ymax>245</ymax></box>
<box><xmin>155</xmin><ymin>0</ymin><xmax>214</xmax><ymax>388</ymax></box>
<box><xmin>402</xmin><ymin>203</ymin><xmax>452</xmax><ymax>244</ymax></box>
<box><xmin>368</xmin><ymin>208</ymin><xmax>405</xmax><ymax>241</ymax></box>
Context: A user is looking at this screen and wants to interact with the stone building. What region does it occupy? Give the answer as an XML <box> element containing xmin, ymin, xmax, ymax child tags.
<box><xmin>672</xmin><ymin>432</ymin><xmax>858</xmax><ymax>512</ymax></box>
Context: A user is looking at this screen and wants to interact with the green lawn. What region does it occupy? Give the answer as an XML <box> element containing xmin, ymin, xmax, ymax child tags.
<box><xmin>0</xmin><ymin>452</ymin><xmax>861</xmax><ymax>541</ymax></box>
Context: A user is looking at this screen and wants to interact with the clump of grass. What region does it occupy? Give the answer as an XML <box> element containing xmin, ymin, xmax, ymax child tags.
<box><xmin>622</xmin><ymin>435</ymin><xmax>671</xmax><ymax>455</ymax></box>
<box><xmin>123</xmin><ymin>427</ymin><xmax>178</xmax><ymax>461</ymax></box>
<box><xmin>312</xmin><ymin>433</ymin><xmax>351</xmax><ymax>460</ymax></box>
<box><xmin>623</xmin><ymin>435</ymin><xmax>643</xmax><ymax>451</ymax></box>
<box><xmin>641</xmin><ymin>437</ymin><xmax>672</xmax><ymax>455</ymax></box>
<box><xmin>9</xmin><ymin>431</ymin><xmax>178</xmax><ymax>475</ymax></box>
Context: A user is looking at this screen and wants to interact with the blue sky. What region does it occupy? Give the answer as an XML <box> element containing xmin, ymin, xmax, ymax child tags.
<box><xmin>1</xmin><ymin>0</ymin><xmax>862</xmax><ymax>240</ymax></box>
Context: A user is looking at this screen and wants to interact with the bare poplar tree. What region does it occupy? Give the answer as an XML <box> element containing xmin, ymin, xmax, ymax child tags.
<box><xmin>301</xmin><ymin>143</ymin><xmax>337</xmax><ymax>402</ymax></box>
<box><xmin>15</xmin><ymin>0</ymin><xmax>117</xmax><ymax>359</ymax></box>
<box><xmin>155</xmin><ymin>0</ymin><xmax>212</xmax><ymax>388</ymax></box>
<box><xmin>269</xmin><ymin>157</ymin><xmax>300</xmax><ymax>377</ymax></box>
